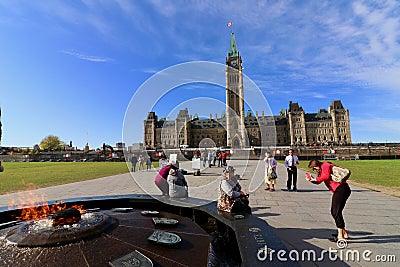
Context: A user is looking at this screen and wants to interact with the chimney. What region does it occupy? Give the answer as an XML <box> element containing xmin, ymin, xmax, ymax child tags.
<box><xmin>262</xmin><ymin>111</ymin><xmax>265</xmax><ymax>118</ymax></box>
<box><xmin>256</xmin><ymin>111</ymin><xmax>259</xmax><ymax>118</ymax></box>
<box><xmin>215</xmin><ymin>114</ymin><xmax>218</xmax><ymax>121</ymax></box>
<box><xmin>210</xmin><ymin>113</ymin><xmax>212</xmax><ymax>120</ymax></box>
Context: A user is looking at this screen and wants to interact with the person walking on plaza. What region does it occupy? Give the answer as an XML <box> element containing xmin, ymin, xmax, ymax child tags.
<box><xmin>217</xmin><ymin>151</ymin><xmax>222</xmax><ymax>167</ymax></box>
<box><xmin>0</xmin><ymin>161</ymin><xmax>4</xmax><ymax>172</ymax></box>
<box><xmin>138</xmin><ymin>155</ymin><xmax>144</xmax><ymax>171</ymax></box>
<box><xmin>212</xmin><ymin>150</ymin><xmax>217</xmax><ymax>166</ymax></box>
<box><xmin>201</xmin><ymin>151</ymin><xmax>207</xmax><ymax>168</ymax></box>
<box><xmin>284</xmin><ymin>149</ymin><xmax>299</xmax><ymax>191</ymax></box>
<box><xmin>306</xmin><ymin>159</ymin><xmax>351</xmax><ymax>241</ymax></box>
<box><xmin>146</xmin><ymin>155</ymin><xmax>152</xmax><ymax>170</ymax></box>
<box><xmin>221</xmin><ymin>151</ymin><xmax>227</xmax><ymax>166</ymax></box>
<box><xmin>131</xmin><ymin>154</ymin><xmax>138</xmax><ymax>172</ymax></box>
<box><xmin>208</xmin><ymin>151</ymin><xmax>213</xmax><ymax>168</ymax></box>
<box><xmin>264</xmin><ymin>152</ymin><xmax>277</xmax><ymax>191</ymax></box>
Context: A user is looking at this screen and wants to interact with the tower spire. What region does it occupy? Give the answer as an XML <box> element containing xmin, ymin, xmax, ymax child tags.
<box><xmin>226</xmin><ymin>32</ymin><xmax>247</xmax><ymax>148</ymax></box>
<box><xmin>229</xmin><ymin>32</ymin><xmax>238</xmax><ymax>58</ymax></box>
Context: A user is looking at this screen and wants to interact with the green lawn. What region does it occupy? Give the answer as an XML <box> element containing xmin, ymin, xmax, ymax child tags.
<box><xmin>0</xmin><ymin>162</ymin><xmax>130</xmax><ymax>195</ymax></box>
<box><xmin>297</xmin><ymin>159</ymin><xmax>400</xmax><ymax>187</ymax></box>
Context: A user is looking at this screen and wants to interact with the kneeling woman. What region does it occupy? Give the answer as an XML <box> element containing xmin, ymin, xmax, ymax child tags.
<box><xmin>217</xmin><ymin>166</ymin><xmax>251</xmax><ymax>214</ymax></box>
<box><xmin>306</xmin><ymin>159</ymin><xmax>351</xmax><ymax>241</ymax></box>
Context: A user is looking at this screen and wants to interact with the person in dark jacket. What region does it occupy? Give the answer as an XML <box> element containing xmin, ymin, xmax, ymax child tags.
<box><xmin>131</xmin><ymin>155</ymin><xmax>138</xmax><ymax>172</ymax></box>
<box><xmin>146</xmin><ymin>155</ymin><xmax>152</xmax><ymax>170</ymax></box>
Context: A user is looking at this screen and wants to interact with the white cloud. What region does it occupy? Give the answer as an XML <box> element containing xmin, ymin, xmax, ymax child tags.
<box><xmin>60</xmin><ymin>50</ymin><xmax>113</xmax><ymax>62</ymax></box>
<box><xmin>312</xmin><ymin>1</ymin><xmax>400</xmax><ymax>92</ymax></box>
<box><xmin>130</xmin><ymin>68</ymin><xmax>161</xmax><ymax>74</ymax></box>
<box><xmin>311</xmin><ymin>93</ymin><xmax>326</xmax><ymax>99</ymax></box>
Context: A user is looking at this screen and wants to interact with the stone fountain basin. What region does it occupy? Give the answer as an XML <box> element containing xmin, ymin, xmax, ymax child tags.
<box><xmin>5</xmin><ymin>212</ymin><xmax>116</xmax><ymax>247</ymax></box>
<box><xmin>0</xmin><ymin>195</ymin><xmax>210</xmax><ymax>267</ymax></box>
<box><xmin>0</xmin><ymin>194</ymin><xmax>296</xmax><ymax>267</ymax></box>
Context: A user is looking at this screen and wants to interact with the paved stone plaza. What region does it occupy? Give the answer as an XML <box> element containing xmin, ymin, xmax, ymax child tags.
<box><xmin>0</xmin><ymin>160</ymin><xmax>398</xmax><ymax>266</ymax></box>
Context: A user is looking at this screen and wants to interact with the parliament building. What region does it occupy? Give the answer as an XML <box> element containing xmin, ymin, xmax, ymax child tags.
<box><xmin>144</xmin><ymin>33</ymin><xmax>351</xmax><ymax>149</ymax></box>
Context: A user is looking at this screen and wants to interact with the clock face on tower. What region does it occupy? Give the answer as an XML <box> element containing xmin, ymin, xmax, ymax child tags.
<box><xmin>229</xmin><ymin>60</ymin><xmax>238</xmax><ymax>69</ymax></box>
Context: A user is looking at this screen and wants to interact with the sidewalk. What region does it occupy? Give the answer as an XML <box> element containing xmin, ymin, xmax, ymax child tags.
<box><xmin>0</xmin><ymin>160</ymin><xmax>399</xmax><ymax>266</ymax></box>
<box><xmin>249</xmin><ymin>161</ymin><xmax>400</xmax><ymax>267</ymax></box>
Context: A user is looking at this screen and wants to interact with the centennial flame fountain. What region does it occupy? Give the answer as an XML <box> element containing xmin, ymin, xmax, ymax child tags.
<box><xmin>0</xmin><ymin>195</ymin><xmax>215</xmax><ymax>267</ymax></box>
<box><xmin>5</xmin><ymin>208</ymin><xmax>116</xmax><ymax>247</ymax></box>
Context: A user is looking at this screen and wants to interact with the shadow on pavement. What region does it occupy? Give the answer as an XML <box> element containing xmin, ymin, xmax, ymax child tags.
<box><xmin>275</xmin><ymin>227</ymin><xmax>395</xmax><ymax>246</ymax></box>
<box><xmin>348</xmin><ymin>234</ymin><xmax>400</xmax><ymax>244</ymax></box>
<box><xmin>267</xmin><ymin>227</ymin><xmax>352</xmax><ymax>266</ymax></box>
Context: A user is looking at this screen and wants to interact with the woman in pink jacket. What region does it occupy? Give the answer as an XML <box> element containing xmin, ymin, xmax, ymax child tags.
<box><xmin>306</xmin><ymin>159</ymin><xmax>351</xmax><ymax>241</ymax></box>
<box><xmin>154</xmin><ymin>163</ymin><xmax>173</xmax><ymax>196</ymax></box>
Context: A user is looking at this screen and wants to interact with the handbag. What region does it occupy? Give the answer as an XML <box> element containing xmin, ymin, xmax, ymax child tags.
<box><xmin>331</xmin><ymin>165</ymin><xmax>351</xmax><ymax>183</ymax></box>
<box><xmin>217</xmin><ymin>190</ymin><xmax>235</xmax><ymax>212</ymax></box>
<box><xmin>267</xmin><ymin>158</ymin><xmax>277</xmax><ymax>180</ymax></box>
<box><xmin>217</xmin><ymin>181</ymin><xmax>234</xmax><ymax>212</ymax></box>
<box><xmin>268</xmin><ymin>169</ymin><xmax>277</xmax><ymax>180</ymax></box>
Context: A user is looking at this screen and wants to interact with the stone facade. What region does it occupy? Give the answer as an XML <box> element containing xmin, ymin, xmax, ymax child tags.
<box><xmin>144</xmin><ymin>99</ymin><xmax>351</xmax><ymax>149</ymax></box>
<box><xmin>285</xmin><ymin>100</ymin><xmax>351</xmax><ymax>146</ymax></box>
<box><xmin>143</xmin><ymin>34</ymin><xmax>352</xmax><ymax>149</ymax></box>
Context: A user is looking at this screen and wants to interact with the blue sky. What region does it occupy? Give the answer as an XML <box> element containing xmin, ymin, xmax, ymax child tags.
<box><xmin>1</xmin><ymin>0</ymin><xmax>399</xmax><ymax>149</ymax></box>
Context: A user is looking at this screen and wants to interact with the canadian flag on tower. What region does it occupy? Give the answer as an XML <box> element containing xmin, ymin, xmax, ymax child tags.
<box><xmin>227</xmin><ymin>21</ymin><xmax>233</xmax><ymax>27</ymax></box>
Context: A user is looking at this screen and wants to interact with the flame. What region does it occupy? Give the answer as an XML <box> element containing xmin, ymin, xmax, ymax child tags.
<box><xmin>14</xmin><ymin>202</ymin><xmax>86</xmax><ymax>221</ymax></box>
<box><xmin>8</xmin><ymin>181</ymin><xmax>85</xmax><ymax>221</ymax></box>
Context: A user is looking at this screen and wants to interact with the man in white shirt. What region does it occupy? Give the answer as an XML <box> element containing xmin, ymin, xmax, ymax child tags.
<box><xmin>284</xmin><ymin>149</ymin><xmax>300</xmax><ymax>191</ymax></box>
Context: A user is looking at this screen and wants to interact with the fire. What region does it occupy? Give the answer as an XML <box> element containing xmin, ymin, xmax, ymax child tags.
<box><xmin>8</xmin><ymin>182</ymin><xmax>85</xmax><ymax>221</ymax></box>
<box><xmin>16</xmin><ymin>202</ymin><xmax>85</xmax><ymax>221</ymax></box>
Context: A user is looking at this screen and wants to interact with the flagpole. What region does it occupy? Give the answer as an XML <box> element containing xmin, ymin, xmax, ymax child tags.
<box><xmin>227</xmin><ymin>21</ymin><xmax>233</xmax><ymax>32</ymax></box>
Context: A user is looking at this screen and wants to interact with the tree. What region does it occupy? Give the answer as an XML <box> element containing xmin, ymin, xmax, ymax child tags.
<box><xmin>39</xmin><ymin>135</ymin><xmax>66</xmax><ymax>151</ymax></box>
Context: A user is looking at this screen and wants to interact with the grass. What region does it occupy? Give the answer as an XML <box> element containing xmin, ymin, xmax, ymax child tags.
<box><xmin>297</xmin><ymin>159</ymin><xmax>400</xmax><ymax>187</ymax></box>
<box><xmin>0</xmin><ymin>162</ymin><xmax>130</xmax><ymax>195</ymax></box>
<box><xmin>293</xmin><ymin>159</ymin><xmax>400</xmax><ymax>198</ymax></box>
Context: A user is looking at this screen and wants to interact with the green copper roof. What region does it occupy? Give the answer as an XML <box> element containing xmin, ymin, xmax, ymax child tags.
<box><xmin>229</xmin><ymin>32</ymin><xmax>238</xmax><ymax>57</ymax></box>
